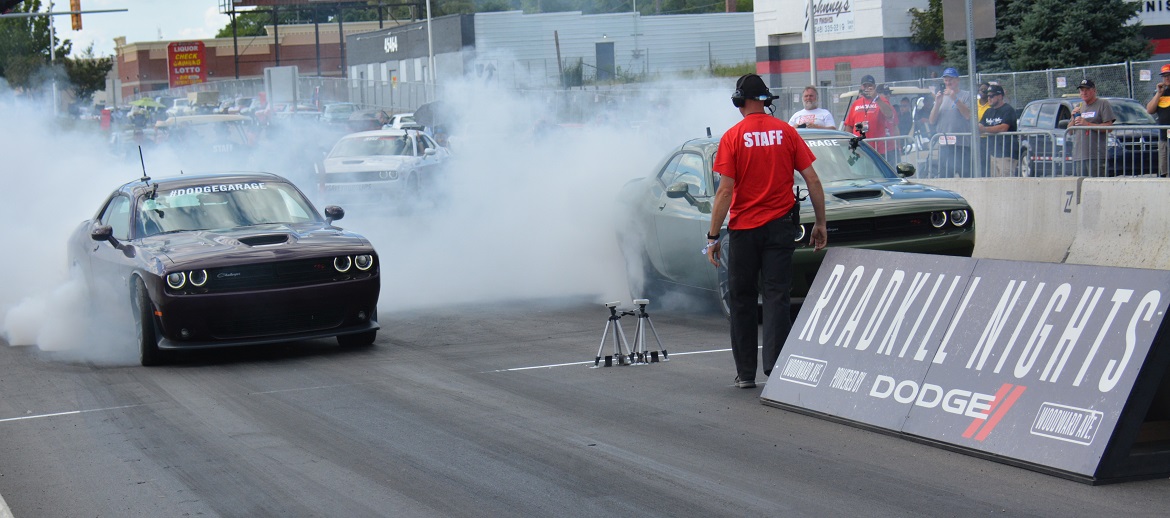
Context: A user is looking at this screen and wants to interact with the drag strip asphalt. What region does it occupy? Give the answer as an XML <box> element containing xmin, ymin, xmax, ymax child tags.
<box><xmin>0</xmin><ymin>297</ymin><xmax>1167</xmax><ymax>517</ymax></box>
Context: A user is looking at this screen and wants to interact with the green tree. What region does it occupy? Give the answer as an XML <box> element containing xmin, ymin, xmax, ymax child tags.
<box><xmin>63</xmin><ymin>44</ymin><xmax>113</xmax><ymax>104</ymax></box>
<box><xmin>1010</xmin><ymin>0</ymin><xmax>1149</xmax><ymax>70</ymax></box>
<box><xmin>910</xmin><ymin>0</ymin><xmax>1149</xmax><ymax>73</ymax></box>
<box><xmin>0</xmin><ymin>0</ymin><xmax>72</xmax><ymax>89</ymax></box>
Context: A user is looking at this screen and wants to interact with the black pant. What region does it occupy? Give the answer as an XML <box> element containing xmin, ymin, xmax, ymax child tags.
<box><xmin>728</xmin><ymin>214</ymin><xmax>798</xmax><ymax>381</ymax></box>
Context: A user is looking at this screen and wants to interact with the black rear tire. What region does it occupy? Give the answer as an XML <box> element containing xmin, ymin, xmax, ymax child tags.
<box><xmin>338</xmin><ymin>330</ymin><xmax>377</xmax><ymax>347</ymax></box>
<box><xmin>134</xmin><ymin>278</ymin><xmax>165</xmax><ymax>367</ymax></box>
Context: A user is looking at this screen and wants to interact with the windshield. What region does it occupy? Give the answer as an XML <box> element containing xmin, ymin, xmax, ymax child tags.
<box><xmin>329</xmin><ymin>135</ymin><xmax>409</xmax><ymax>158</ymax></box>
<box><xmin>1110</xmin><ymin>100</ymin><xmax>1156</xmax><ymax>125</ymax></box>
<box><xmin>325</xmin><ymin>104</ymin><xmax>354</xmax><ymax>114</ymax></box>
<box><xmin>794</xmin><ymin>137</ymin><xmax>895</xmax><ymax>185</ymax></box>
<box><xmin>137</xmin><ymin>181</ymin><xmax>319</xmax><ymax>237</ymax></box>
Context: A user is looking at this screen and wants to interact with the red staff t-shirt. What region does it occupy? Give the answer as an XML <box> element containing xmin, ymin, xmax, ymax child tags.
<box><xmin>713</xmin><ymin>113</ymin><xmax>815</xmax><ymax>230</ymax></box>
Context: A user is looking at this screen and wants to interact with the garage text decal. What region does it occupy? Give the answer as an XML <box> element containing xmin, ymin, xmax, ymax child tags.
<box><xmin>168</xmin><ymin>183</ymin><xmax>267</xmax><ymax>197</ymax></box>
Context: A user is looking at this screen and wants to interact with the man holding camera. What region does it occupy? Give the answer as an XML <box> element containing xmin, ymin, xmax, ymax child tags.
<box><xmin>788</xmin><ymin>86</ymin><xmax>836</xmax><ymax>130</ymax></box>
<box><xmin>1146</xmin><ymin>65</ymin><xmax>1170</xmax><ymax>177</ymax></box>
<box><xmin>929</xmin><ymin>67</ymin><xmax>973</xmax><ymax>177</ymax></box>
<box><xmin>843</xmin><ymin>74</ymin><xmax>898</xmax><ymax>163</ymax></box>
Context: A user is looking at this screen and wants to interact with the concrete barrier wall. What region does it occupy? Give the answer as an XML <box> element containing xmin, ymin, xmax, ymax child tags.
<box><xmin>1067</xmin><ymin>179</ymin><xmax>1170</xmax><ymax>269</ymax></box>
<box><xmin>918</xmin><ymin>178</ymin><xmax>1084</xmax><ymax>263</ymax></box>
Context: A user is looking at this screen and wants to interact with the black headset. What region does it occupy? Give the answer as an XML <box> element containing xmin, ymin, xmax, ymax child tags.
<box><xmin>731</xmin><ymin>74</ymin><xmax>775</xmax><ymax>108</ymax></box>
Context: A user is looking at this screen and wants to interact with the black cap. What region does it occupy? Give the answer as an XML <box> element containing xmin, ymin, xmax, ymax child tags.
<box><xmin>1077</xmin><ymin>79</ymin><xmax>1096</xmax><ymax>90</ymax></box>
<box><xmin>860</xmin><ymin>74</ymin><xmax>876</xmax><ymax>85</ymax></box>
<box><xmin>987</xmin><ymin>84</ymin><xmax>1005</xmax><ymax>97</ymax></box>
<box><xmin>736</xmin><ymin>74</ymin><xmax>772</xmax><ymax>100</ymax></box>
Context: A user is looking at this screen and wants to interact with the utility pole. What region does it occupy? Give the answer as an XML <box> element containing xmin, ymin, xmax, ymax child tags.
<box><xmin>0</xmin><ymin>2</ymin><xmax>127</xmax><ymax>115</ymax></box>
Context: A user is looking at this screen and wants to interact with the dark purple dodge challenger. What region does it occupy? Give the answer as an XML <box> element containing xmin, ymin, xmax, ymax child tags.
<box><xmin>68</xmin><ymin>172</ymin><xmax>380</xmax><ymax>365</ymax></box>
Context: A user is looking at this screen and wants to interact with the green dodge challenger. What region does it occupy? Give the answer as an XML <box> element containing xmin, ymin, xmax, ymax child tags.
<box><xmin>617</xmin><ymin>129</ymin><xmax>976</xmax><ymax>314</ymax></box>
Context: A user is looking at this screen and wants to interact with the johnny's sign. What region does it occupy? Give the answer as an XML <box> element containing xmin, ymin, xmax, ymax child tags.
<box><xmin>761</xmin><ymin>248</ymin><xmax>1170</xmax><ymax>482</ymax></box>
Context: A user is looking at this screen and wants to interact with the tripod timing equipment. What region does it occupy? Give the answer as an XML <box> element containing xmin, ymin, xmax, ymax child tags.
<box><xmin>628</xmin><ymin>299</ymin><xmax>667</xmax><ymax>364</ymax></box>
<box><xmin>594</xmin><ymin>302</ymin><xmax>635</xmax><ymax>367</ymax></box>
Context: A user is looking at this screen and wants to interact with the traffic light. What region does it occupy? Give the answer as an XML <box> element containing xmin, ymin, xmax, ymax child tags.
<box><xmin>70</xmin><ymin>0</ymin><xmax>81</xmax><ymax>31</ymax></box>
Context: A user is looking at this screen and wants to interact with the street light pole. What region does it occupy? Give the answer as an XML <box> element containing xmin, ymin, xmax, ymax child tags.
<box><xmin>49</xmin><ymin>0</ymin><xmax>58</xmax><ymax>115</ymax></box>
<box><xmin>425</xmin><ymin>0</ymin><xmax>435</xmax><ymax>94</ymax></box>
<box><xmin>807</xmin><ymin>0</ymin><xmax>817</xmax><ymax>86</ymax></box>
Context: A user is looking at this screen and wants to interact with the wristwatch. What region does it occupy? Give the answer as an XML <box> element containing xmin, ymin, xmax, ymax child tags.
<box><xmin>706</xmin><ymin>232</ymin><xmax>719</xmax><ymax>240</ymax></box>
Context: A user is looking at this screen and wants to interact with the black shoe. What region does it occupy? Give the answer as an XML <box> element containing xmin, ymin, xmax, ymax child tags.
<box><xmin>735</xmin><ymin>376</ymin><xmax>756</xmax><ymax>389</ymax></box>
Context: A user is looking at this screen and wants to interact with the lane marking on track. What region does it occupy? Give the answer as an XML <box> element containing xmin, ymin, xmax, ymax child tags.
<box><xmin>0</xmin><ymin>404</ymin><xmax>144</xmax><ymax>424</ymax></box>
<box><xmin>251</xmin><ymin>383</ymin><xmax>363</xmax><ymax>395</ymax></box>
<box><xmin>487</xmin><ymin>347</ymin><xmax>733</xmax><ymax>372</ymax></box>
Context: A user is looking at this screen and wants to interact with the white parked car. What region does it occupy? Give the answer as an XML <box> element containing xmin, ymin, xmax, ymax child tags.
<box><xmin>319</xmin><ymin>128</ymin><xmax>451</xmax><ymax>204</ymax></box>
<box><xmin>383</xmin><ymin>112</ymin><xmax>417</xmax><ymax>129</ymax></box>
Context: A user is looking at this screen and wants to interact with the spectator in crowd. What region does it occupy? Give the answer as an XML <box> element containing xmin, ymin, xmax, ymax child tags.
<box><xmin>929</xmin><ymin>67</ymin><xmax>974</xmax><ymax>177</ymax></box>
<box><xmin>843</xmin><ymin>74</ymin><xmax>898</xmax><ymax>163</ymax></box>
<box><xmin>897</xmin><ymin>97</ymin><xmax>914</xmax><ymax>137</ymax></box>
<box><xmin>976</xmin><ymin>81</ymin><xmax>991</xmax><ymax>121</ymax></box>
<box><xmin>788</xmin><ymin>86</ymin><xmax>836</xmax><ymax>130</ymax></box>
<box><xmin>1146</xmin><ymin>64</ymin><xmax>1170</xmax><ymax>177</ymax></box>
<box><xmin>978</xmin><ymin>84</ymin><xmax>1019</xmax><ymax>177</ymax></box>
<box><xmin>1070</xmin><ymin>79</ymin><xmax>1115</xmax><ymax>177</ymax></box>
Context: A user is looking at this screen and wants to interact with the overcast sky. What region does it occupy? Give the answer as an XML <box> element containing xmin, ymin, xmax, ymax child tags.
<box><xmin>53</xmin><ymin>0</ymin><xmax>230</xmax><ymax>57</ymax></box>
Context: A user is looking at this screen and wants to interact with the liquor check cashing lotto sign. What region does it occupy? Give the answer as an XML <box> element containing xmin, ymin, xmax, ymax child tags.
<box><xmin>761</xmin><ymin>248</ymin><xmax>1170</xmax><ymax>482</ymax></box>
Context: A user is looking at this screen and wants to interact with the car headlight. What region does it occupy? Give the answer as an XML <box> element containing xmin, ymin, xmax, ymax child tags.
<box><xmin>354</xmin><ymin>254</ymin><xmax>374</xmax><ymax>271</ymax></box>
<box><xmin>334</xmin><ymin>256</ymin><xmax>352</xmax><ymax>273</ymax></box>
<box><xmin>1106</xmin><ymin>135</ymin><xmax>1118</xmax><ymax>148</ymax></box>
<box><xmin>930</xmin><ymin>211</ymin><xmax>948</xmax><ymax>228</ymax></box>
<box><xmin>189</xmin><ymin>269</ymin><xmax>208</xmax><ymax>287</ymax></box>
<box><xmin>794</xmin><ymin>224</ymin><xmax>806</xmax><ymax>242</ymax></box>
<box><xmin>949</xmin><ymin>210</ymin><xmax>970</xmax><ymax>227</ymax></box>
<box><xmin>166</xmin><ymin>271</ymin><xmax>186</xmax><ymax>289</ymax></box>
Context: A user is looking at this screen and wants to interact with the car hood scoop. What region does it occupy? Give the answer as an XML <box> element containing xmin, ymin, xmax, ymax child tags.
<box><xmin>237</xmin><ymin>234</ymin><xmax>290</xmax><ymax>246</ymax></box>
<box><xmin>142</xmin><ymin>224</ymin><xmax>370</xmax><ymax>268</ymax></box>
<box><xmin>833</xmin><ymin>190</ymin><xmax>884</xmax><ymax>200</ymax></box>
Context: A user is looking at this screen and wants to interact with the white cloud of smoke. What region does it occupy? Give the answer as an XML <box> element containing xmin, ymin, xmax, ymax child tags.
<box><xmin>0</xmin><ymin>74</ymin><xmax>740</xmax><ymax>365</ymax></box>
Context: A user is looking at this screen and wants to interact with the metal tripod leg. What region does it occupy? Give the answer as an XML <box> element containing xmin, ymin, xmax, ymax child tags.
<box><xmin>631</xmin><ymin>301</ymin><xmax>667</xmax><ymax>362</ymax></box>
<box><xmin>594</xmin><ymin>305</ymin><xmax>633</xmax><ymax>367</ymax></box>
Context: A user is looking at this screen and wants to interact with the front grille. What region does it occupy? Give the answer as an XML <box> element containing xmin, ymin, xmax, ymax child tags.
<box><xmin>172</xmin><ymin>256</ymin><xmax>377</xmax><ymax>294</ymax></box>
<box><xmin>208</xmin><ymin>305</ymin><xmax>347</xmax><ymax>339</ymax></box>
<box><xmin>823</xmin><ymin>212</ymin><xmax>955</xmax><ymax>244</ymax></box>
<box><xmin>325</xmin><ymin>170</ymin><xmax>399</xmax><ymax>183</ymax></box>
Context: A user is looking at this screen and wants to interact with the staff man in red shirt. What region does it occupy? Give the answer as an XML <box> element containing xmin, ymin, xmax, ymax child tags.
<box><xmin>706</xmin><ymin>74</ymin><xmax>828</xmax><ymax>389</ymax></box>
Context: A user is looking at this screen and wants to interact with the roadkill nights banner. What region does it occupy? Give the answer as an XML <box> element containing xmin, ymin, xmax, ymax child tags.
<box><xmin>761</xmin><ymin>248</ymin><xmax>1170</xmax><ymax>477</ymax></box>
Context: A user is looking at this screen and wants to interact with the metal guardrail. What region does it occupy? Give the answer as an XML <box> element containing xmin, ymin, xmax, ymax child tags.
<box><xmin>853</xmin><ymin>125</ymin><xmax>1169</xmax><ymax>179</ymax></box>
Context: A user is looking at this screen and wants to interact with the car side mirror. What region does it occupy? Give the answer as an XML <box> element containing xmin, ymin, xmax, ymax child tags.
<box><xmin>895</xmin><ymin>163</ymin><xmax>916</xmax><ymax>178</ymax></box>
<box><xmin>1057</xmin><ymin>120</ymin><xmax>1070</xmax><ymax>130</ymax></box>
<box><xmin>424</xmin><ymin>148</ymin><xmax>437</xmax><ymax>156</ymax></box>
<box><xmin>324</xmin><ymin>205</ymin><xmax>345</xmax><ymax>225</ymax></box>
<box><xmin>90</xmin><ymin>225</ymin><xmax>113</xmax><ymax>242</ymax></box>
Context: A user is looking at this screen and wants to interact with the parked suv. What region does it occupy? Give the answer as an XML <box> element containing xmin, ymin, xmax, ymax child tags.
<box><xmin>1017</xmin><ymin>96</ymin><xmax>1159</xmax><ymax>177</ymax></box>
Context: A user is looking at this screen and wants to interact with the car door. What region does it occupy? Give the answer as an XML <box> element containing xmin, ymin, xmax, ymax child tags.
<box><xmin>88</xmin><ymin>194</ymin><xmax>136</xmax><ymax>298</ymax></box>
<box><xmin>413</xmin><ymin>133</ymin><xmax>445</xmax><ymax>176</ymax></box>
<box><xmin>653</xmin><ymin>151</ymin><xmax>713</xmax><ymax>287</ymax></box>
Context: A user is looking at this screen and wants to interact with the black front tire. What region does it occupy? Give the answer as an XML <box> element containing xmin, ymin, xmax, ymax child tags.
<box><xmin>338</xmin><ymin>330</ymin><xmax>377</xmax><ymax>347</ymax></box>
<box><xmin>134</xmin><ymin>278</ymin><xmax>165</xmax><ymax>366</ymax></box>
